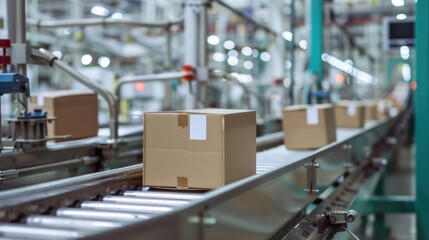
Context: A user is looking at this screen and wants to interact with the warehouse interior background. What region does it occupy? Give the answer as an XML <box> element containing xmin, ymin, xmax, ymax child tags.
<box><xmin>0</xmin><ymin>0</ymin><xmax>426</xmax><ymax>239</ymax></box>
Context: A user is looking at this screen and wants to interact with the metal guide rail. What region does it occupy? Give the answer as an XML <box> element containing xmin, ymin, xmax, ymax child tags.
<box><xmin>0</xmin><ymin>113</ymin><xmax>405</xmax><ymax>240</ymax></box>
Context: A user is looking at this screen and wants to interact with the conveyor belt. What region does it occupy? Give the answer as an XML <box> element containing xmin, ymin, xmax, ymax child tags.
<box><xmin>0</xmin><ymin>119</ymin><xmax>392</xmax><ymax>240</ymax></box>
<box><xmin>256</xmin><ymin>121</ymin><xmax>377</xmax><ymax>173</ymax></box>
<box><xmin>0</xmin><ymin>191</ymin><xmax>205</xmax><ymax>239</ymax></box>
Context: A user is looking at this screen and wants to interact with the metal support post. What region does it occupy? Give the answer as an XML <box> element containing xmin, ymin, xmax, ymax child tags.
<box><xmin>183</xmin><ymin>0</ymin><xmax>199</xmax><ymax>109</ymax></box>
<box><xmin>15</xmin><ymin>0</ymin><xmax>28</xmax><ymax>117</ymax></box>
<box><xmin>415</xmin><ymin>0</ymin><xmax>429</xmax><ymax>239</ymax></box>
<box><xmin>196</xmin><ymin>2</ymin><xmax>208</xmax><ymax>108</ymax></box>
<box><xmin>183</xmin><ymin>0</ymin><xmax>208</xmax><ymax>109</ymax></box>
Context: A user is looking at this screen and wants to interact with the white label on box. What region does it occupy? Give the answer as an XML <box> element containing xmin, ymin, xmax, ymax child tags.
<box><xmin>37</xmin><ymin>95</ymin><xmax>44</xmax><ymax>106</ymax></box>
<box><xmin>347</xmin><ymin>103</ymin><xmax>357</xmax><ymax>117</ymax></box>
<box><xmin>306</xmin><ymin>106</ymin><xmax>319</xmax><ymax>125</ymax></box>
<box><xmin>189</xmin><ymin>114</ymin><xmax>207</xmax><ymax>140</ymax></box>
<box><xmin>377</xmin><ymin>101</ymin><xmax>386</xmax><ymax>113</ymax></box>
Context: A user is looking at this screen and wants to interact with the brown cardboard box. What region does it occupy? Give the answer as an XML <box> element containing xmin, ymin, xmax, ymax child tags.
<box><xmin>363</xmin><ymin>100</ymin><xmax>388</xmax><ymax>120</ymax></box>
<box><xmin>143</xmin><ymin>108</ymin><xmax>256</xmax><ymax>190</ymax></box>
<box><xmin>30</xmin><ymin>90</ymin><xmax>99</xmax><ymax>141</ymax></box>
<box><xmin>282</xmin><ymin>104</ymin><xmax>336</xmax><ymax>150</ymax></box>
<box><xmin>334</xmin><ymin>101</ymin><xmax>365</xmax><ymax>128</ymax></box>
<box><xmin>376</xmin><ymin>99</ymin><xmax>390</xmax><ymax>119</ymax></box>
<box><xmin>364</xmin><ymin>101</ymin><xmax>377</xmax><ymax>120</ymax></box>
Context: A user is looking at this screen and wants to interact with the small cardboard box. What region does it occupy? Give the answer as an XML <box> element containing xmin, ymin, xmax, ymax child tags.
<box><xmin>376</xmin><ymin>99</ymin><xmax>390</xmax><ymax>119</ymax></box>
<box><xmin>363</xmin><ymin>101</ymin><xmax>378</xmax><ymax>120</ymax></box>
<box><xmin>334</xmin><ymin>101</ymin><xmax>365</xmax><ymax>128</ymax></box>
<box><xmin>143</xmin><ymin>109</ymin><xmax>256</xmax><ymax>190</ymax></box>
<box><xmin>282</xmin><ymin>104</ymin><xmax>336</xmax><ymax>150</ymax></box>
<box><xmin>364</xmin><ymin>100</ymin><xmax>388</xmax><ymax>120</ymax></box>
<box><xmin>30</xmin><ymin>90</ymin><xmax>99</xmax><ymax>141</ymax></box>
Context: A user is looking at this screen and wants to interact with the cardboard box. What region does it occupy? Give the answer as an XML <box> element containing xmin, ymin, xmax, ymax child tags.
<box><xmin>30</xmin><ymin>90</ymin><xmax>99</xmax><ymax>141</ymax></box>
<box><xmin>282</xmin><ymin>104</ymin><xmax>336</xmax><ymax>150</ymax></box>
<box><xmin>363</xmin><ymin>100</ymin><xmax>388</xmax><ymax>120</ymax></box>
<box><xmin>334</xmin><ymin>101</ymin><xmax>365</xmax><ymax>128</ymax></box>
<box><xmin>143</xmin><ymin>109</ymin><xmax>256</xmax><ymax>190</ymax></box>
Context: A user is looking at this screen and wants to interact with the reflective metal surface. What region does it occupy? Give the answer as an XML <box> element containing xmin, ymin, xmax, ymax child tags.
<box><xmin>0</xmin><ymin>223</ymin><xmax>86</xmax><ymax>239</ymax></box>
<box><xmin>26</xmin><ymin>215</ymin><xmax>124</xmax><ymax>232</ymax></box>
<box><xmin>0</xmin><ymin>112</ymin><xmax>405</xmax><ymax>240</ymax></box>
<box><xmin>56</xmin><ymin>208</ymin><xmax>151</xmax><ymax>223</ymax></box>
<box><xmin>102</xmin><ymin>195</ymin><xmax>189</xmax><ymax>207</ymax></box>
<box><xmin>84</xmin><ymin>115</ymin><xmax>400</xmax><ymax>240</ymax></box>
<box><xmin>80</xmin><ymin>201</ymin><xmax>173</xmax><ymax>214</ymax></box>
<box><xmin>122</xmin><ymin>190</ymin><xmax>203</xmax><ymax>200</ymax></box>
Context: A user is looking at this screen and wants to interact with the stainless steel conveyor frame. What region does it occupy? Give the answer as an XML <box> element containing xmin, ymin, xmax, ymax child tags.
<box><xmin>0</xmin><ymin>108</ymin><xmax>410</xmax><ymax>240</ymax></box>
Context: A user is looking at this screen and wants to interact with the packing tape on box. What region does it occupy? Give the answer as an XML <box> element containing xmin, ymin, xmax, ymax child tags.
<box><xmin>177</xmin><ymin>176</ymin><xmax>189</xmax><ymax>189</ymax></box>
<box><xmin>178</xmin><ymin>113</ymin><xmax>189</xmax><ymax>128</ymax></box>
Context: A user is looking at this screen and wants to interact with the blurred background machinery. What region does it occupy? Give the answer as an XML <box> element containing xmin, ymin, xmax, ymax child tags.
<box><xmin>0</xmin><ymin>0</ymin><xmax>424</xmax><ymax>239</ymax></box>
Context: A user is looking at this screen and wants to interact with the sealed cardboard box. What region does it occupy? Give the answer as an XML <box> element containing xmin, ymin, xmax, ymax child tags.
<box><xmin>364</xmin><ymin>100</ymin><xmax>388</xmax><ymax>120</ymax></box>
<box><xmin>364</xmin><ymin>101</ymin><xmax>377</xmax><ymax>120</ymax></box>
<box><xmin>376</xmin><ymin>99</ymin><xmax>390</xmax><ymax>119</ymax></box>
<box><xmin>282</xmin><ymin>104</ymin><xmax>336</xmax><ymax>150</ymax></box>
<box><xmin>334</xmin><ymin>101</ymin><xmax>365</xmax><ymax>128</ymax></box>
<box><xmin>143</xmin><ymin>109</ymin><xmax>256</xmax><ymax>190</ymax></box>
<box><xmin>30</xmin><ymin>90</ymin><xmax>99</xmax><ymax>141</ymax></box>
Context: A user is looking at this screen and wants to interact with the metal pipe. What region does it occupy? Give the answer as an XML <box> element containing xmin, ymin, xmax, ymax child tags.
<box><xmin>210</xmin><ymin>70</ymin><xmax>266</xmax><ymax>117</ymax></box>
<box><xmin>18</xmin><ymin>156</ymin><xmax>99</xmax><ymax>176</ymax></box>
<box><xmin>114</xmin><ymin>72</ymin><xmax>184</xmax><ymax>124</ymax></box>
<box><xmin>26</xmin><ymin>17</ymin><xmax>183</xmax><ymax>29</ymax></box>
<box><xmin>26</xmin><ymin>215</ymin><xmax>123</xmax><ymax>232</ymax></box>
<box><xmin>123</xmin><ymin>191</ymin><xmax>203</xmax><ymax>200</ymax></box>
<box><xmin>102</xmin><ymin>196</ymin><xmax>189</xmax><ymax>207</ymax></box>
<box><xmin>56</xmin><ymin>208</ymin><xmax>151</xmax><ymax>223</ymax></box>
<box><xmin>0</xmin><ymin>223</ymin><xmax>85</xmax><ymax>239</ymax></box>
<box><xmin>213</xmin><ymin>0</ymin><xmax>277</xmax><ymax>36</ymax></box>
<box><xmin>80</xmin><ymin>201</ymin><xmax>173</xmax><ymax>214</ymax></box>
<box><xmin>16</xmin><ymin>0</ymin><xmax>27</xmax><ymax>117</ymax></box>
<box><xmin>31</xmin><ymin>48</ymin><xmax>119</xmax><ymax>141</ymax></box>
<box><xmin>114</xmin><ymin>72</ymin><xmax>184</xmax><ymax>98</ymax></box>
<box><xmin>0</xmin><ymin>156</ymin><xmax>99</xmax><ymax>182</ymax></box>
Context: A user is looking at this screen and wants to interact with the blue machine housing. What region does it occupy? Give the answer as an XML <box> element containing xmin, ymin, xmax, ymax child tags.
<box><xmin>0</xmin><ymin>73</ymin><xmax>30</xmax><ymax>97</ymax></box>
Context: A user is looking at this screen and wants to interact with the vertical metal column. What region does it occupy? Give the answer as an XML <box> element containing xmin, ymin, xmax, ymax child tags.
<box><xmin>197</xmin><ymin>2</ymin><xmax>208</xmax><ymax>108</ymax></box>
<box><xmin>415</xmin><ymin>0</ymin><xmax>429</xmax><ymax>239</ymax></box>
<box><xmin>183</xmin><ymin>0</ymin><xmax>207</xmax><ymax>109</ymax></box>
<box><xmin>309</xmin><ymin>0</ymin><xmax>323</xmax><ymax>91</ymax></box>
<box><xmin>268</xmin><ymin>0</ymin><xmax>284</xmax><ymax>82</ymax></box>
<box><xmin>15</xmin><ymin>0</ymin><xmax>28</xmax><ymax>117</ymax></box>
<box><xmin>183</xmin><ymin>0</ymin><xmax>199</xmax><ymax>109</ymax></box>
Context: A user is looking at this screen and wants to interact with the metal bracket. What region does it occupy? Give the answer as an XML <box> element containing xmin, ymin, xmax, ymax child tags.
<box><xmin>343</xmin><ymin>143</ymin><xmax>352</xmax><ymax>169</ymax></box>
<box><xmin>317</xmin><ymin>210</ymin><xmax>358</xmax><ymax>239</ymax></box>
<box><xmin>0</xmin><ymin>169</ymin><xmax>18</xmax><ymax>183</ymax></box>
<box><xmin>188</xmin><ymin>215</ymin><xmax>217</xmax><ymax>227</ymax></box>
<box><xmin>185</xmin><ymin>0</ymin><xmax>208</xmax><ymax>12</ymax></box>
<box><xmin>304</xmin><ymin>158</ymin><xmax>319</xmax><ymax>195</ymax></box>
<box><xmin>11</xmin><ymin>43</ymin><xmax>31</xmax><ymax>64</ymax></box>
<box><xmin>196</xmin><ymin>67</ymin><xmax>209</xmax><ymax>82</ymax></box>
